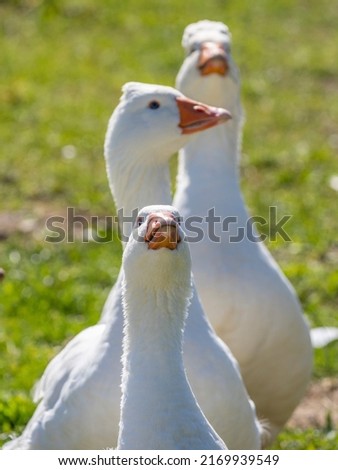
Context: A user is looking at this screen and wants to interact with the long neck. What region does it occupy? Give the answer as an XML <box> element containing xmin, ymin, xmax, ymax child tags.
<box><xmin>121</xmin><ymin>284</ymin><xmax>188</xmax><ymax>389</ymax></box>
<box><xmin>107</xmin><ymin>156</ymin><xmax>172</xmax><ymax>240</ymax></box>
<box><xmin>118</xmin><ymin>283</ymin><xmax>194</xmax><ymax>447</ymax></box>
<box><xmin>174</xmin><ymin>113</ymin><xmax>250</xmax><ymax>225</ymax></box>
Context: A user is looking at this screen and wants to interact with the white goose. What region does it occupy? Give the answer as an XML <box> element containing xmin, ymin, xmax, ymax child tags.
<box><xmin>104</xmin><ymin>82</ymin><xmax>263</xmax><ymax>449</ymax></box>
<box><xmin>310</xmin><ymin>327</ymin><xmax>338</xmax><ymax>349</ymax></box>
<box><xmin>4</xmin><ymin>82</ymin><xmax>262</xmax><ymax>449</ymax></box>
<box><xmin>118</xmin><ymin>205</ymin><xmax>226</xmax><ymax>450</ymax></box>
<box><xmin>173</xmin><ymin>20</ymin><xmax>313</xmax><ymax>442</ymax></box>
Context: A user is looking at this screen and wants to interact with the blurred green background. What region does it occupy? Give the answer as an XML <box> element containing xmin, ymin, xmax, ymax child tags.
<box><xmin>0</xmin><ymin>0</ymin><xmax>337</xmax><ymax>449</ymax></box>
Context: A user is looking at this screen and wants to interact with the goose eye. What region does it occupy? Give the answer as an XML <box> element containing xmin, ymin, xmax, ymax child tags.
<box><xmin>189</xmin><ymin>46</ymin><xmax>198</xmax><ymax>55</ymax></box>
<box><xmin>136</xmin><ymin>216</ymin><xmax>144</xmax><ymax>227</ymax></box>
<box><xmin>148</xmin><ymin>100</ymin><xmax>160</xmax><ymax>110</ymax></box>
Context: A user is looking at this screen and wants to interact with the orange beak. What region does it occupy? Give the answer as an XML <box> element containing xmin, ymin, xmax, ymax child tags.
<box><xmin>176</xmin><ymin>96</ymin><xmax>231</xmax><ymax>135</ymax></box>
<box><xmin>145</xmin><ymin>211</ymin><xmax>180</xmax><ymax>250</ymax></box>
<box><xmin>198</xmin><ymin>42</ymin><xmax>229</xmax><ymax>76</ymax></box>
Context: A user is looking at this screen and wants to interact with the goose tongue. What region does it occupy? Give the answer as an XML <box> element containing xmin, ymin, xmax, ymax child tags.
<box><xmin>177</xmin><ymin>96</ymin><xmax>231</xmax><ymax>135</ymax></box>
<box><xmin>145</xmin><ymin>212</ymin><xmax>180</xmax><ymax>250</ymax></box>
<box><xmin>198</xmin><ymin>42</ymin><xmax>229</xmax><ymax>76</ymax></box>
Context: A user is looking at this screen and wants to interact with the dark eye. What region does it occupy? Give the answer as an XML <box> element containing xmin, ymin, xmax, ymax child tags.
<box><xmin>136</xmin><ymin>216</ymin><xmax>144</xmax><ymax>227</ymax></box>
<box><xmin>175</xmin><ymin>216</ymin><xmax>182</xmax><ymax>226</ymax></box>
<box><xmin>148</xmin><ymin>100</ymin><xmax>160</xmax><ymax>110</ymax></box>
<box><xmin>189</xmin><ymin>43</ymin><xmax>199</xmax><ymax>55</ymax></box>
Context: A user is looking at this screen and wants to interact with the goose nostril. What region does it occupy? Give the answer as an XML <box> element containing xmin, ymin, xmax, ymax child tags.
<box><xmin>193</xmin><ymin>105</ymin><xmax>210</xmax><ymax>114</ymax></box>
<box><xmin>149</xmin><ymin>219</ymin><xmax>161</xmax><ymax>230</ymax></box>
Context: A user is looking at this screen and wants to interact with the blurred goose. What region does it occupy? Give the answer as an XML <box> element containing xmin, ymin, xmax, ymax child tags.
<box><xmin>310</xmin><ymin>327</ymin><xmax>338</xmax><ymax>349</ymax></box>
<box><xmin>104</xmin><ymin>82</ymin><xmax>263</xmax><ymax>449</ymax></box>
<box><xmin>118</xmin><ymin>205</ymin><xmax>226</xmax><ymax>450</ymax></box>
<box><xmin>173</xmin><ymin>20</ymin><xmax>313</xmax><ymax>442</ymax></box>
<box><xmin>4</xmin><ymin>82</ymin><xmax>262</xmax><ymax>449</ymax></box>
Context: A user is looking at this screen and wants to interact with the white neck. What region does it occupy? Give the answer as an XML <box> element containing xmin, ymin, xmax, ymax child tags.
<box><xmin>122</xmin><ymin>283</ymin><xmax>188</xmax><ymax>361</ymax></box>
<box><xmin>118</xmin><ymin>279</ymin><xmax>225</xmax><ymax>449</ymax></box>
<box><xmin>118</xmin><ymin>284</ymin><xmax>194</xmax><ymax>449</ymax></box>
<box><xmin>174</xmin><ymin>114</ymin><xmax>250</xmax><ymax>225</ymax></box>
<box><xmin>106</xmin><ymin>156</ymin><xmax>172</xmax><ymax>241</ymax></box>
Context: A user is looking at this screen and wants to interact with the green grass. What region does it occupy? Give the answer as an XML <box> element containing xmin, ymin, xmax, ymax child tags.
<box><xmin>1</xmin><ymin>0</ymin><xmax>338</xmax><ymax>449</ymax></box>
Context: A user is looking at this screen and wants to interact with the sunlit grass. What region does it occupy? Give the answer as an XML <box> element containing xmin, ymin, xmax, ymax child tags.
<box><xmin>1</xmin><ymin>0</ymin><xmax>337</xmax><ymax>449</ymax></box>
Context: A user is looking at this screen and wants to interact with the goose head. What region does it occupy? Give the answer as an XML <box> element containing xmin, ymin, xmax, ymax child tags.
<box><xmin>122</xmin><ymin>205</ymin><xmax>192</xmax><ymax>296</ymax></box>
<box><xmin>104</xmin><ymin>82</ymin><xmax>231</xmax><ymax>232</ymax></box>
<box><xmin>105</xmin><ymin>81</ymin><xmax>231</xmax><ymax>167</ymax></box>
<box><xmin>176</xmin><ymin>20</ymin><xmax>242</xmax><ymax>118</ymax></box>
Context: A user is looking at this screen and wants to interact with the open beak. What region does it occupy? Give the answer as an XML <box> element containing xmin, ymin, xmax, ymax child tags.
<box><xmin>198</xmin><ymin>42</ymin><xmax>229</xmax><ymax>76</ymax></box>
<box><xmin>145</xmin><ymin>212</ymin><xmax>181</xmax><ymax>250</ymax></box>
<box><xmin>177</xmin><ymin>96</ymin><xmax>231</xmax><ymax>135</ymax></box>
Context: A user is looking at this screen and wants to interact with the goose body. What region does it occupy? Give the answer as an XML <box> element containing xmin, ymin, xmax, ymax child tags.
<box><xmin>118</xmin><ymin>205</ymin><xmax>226</xmax><ymax>450</ymax></box>
<box><xmin>4</xmin><ymin>82</ymin><xmax>262</xmax><ymax>449</ymax></box>
<box><xmin>173</xmin><ymin>20</ymin><xmax>313</xmax><ymax>442</ymax></box>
